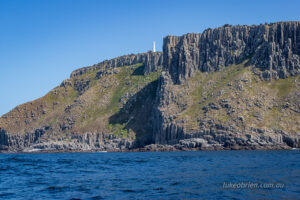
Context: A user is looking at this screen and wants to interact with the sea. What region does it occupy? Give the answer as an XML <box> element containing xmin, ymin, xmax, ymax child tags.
<box><xmin>0</xmin><ymin>150</ymin><xmax>299</xmax><ymax>200</ymax></box>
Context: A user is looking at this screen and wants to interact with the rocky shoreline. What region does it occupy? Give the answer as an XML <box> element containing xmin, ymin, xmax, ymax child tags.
<box><xmin>0</xmin><ymin>137</ymin><xmax>294</xmax><ymax>153</ymax></box>
<box><xmin>1</xmin><ymin>127</ymin><xmax>298</xmax><ymax>153</ymax></box>
<box><xmin>0</xmin><ymin>145</ymin><xmax>294</xmax><ymax>154</ymax></box>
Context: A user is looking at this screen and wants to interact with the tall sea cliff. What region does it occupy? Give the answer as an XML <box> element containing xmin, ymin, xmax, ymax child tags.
<box><xmin>1</xmin><ymin>21</ymin><xmax>300</xmax><ymax>152</ymax></box>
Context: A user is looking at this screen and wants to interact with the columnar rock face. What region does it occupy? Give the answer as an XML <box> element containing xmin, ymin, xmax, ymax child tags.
<box><xmin>0</xmin><ymin>127</ymin><xmax>46</xmax><ymax>151</ymax></box>
<box><xmin>163</xmin><ymin>21</ymin><xmax>300</xmax><ymax>83</ymax></box>
<box><xmin>144</xmin><ymin>52</ymin><xmax>164</xmax><ymax>74</ymax></box>
<box><xmin>153</xmin><ymin>21</ymin><xmax>300</xmax><ymax>149</ymax></box>
<box><xmin>152</xmin><ymin>67</ymin><xmax>300</xmax><ymax>148</ymax></box>
<box><xmin>152</xmin><ymin>71</ymin><xmax>185</xmax><ymax>144</ymax></box>
<box><xmin>0</xmin><ymin>127</ymin><xmax>134</xmax><ymax>152</ymax></box>
<box><xmin>71</xmin><ymin>51</ymin><xmax>163</xmax><ymax>77</ymax></box>
<box><xmin>1</xmin><ymin>21</ymin><xmax>300</xmax><ymax>152</ymax></box>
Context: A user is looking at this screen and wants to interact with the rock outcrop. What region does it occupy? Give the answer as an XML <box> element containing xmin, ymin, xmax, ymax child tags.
<box><xmin>152</xmin><ymin>63</ymin><xmax>300</xmax><ymax>150</ymax></box>
<box><xmin>0</xmin><ymin>127</ymin><xmax>47</xmax><ymax>151</ymax></box>
<box><xmin>152</xmin><ymin>22</ymin><xmax>300</xmax><ymax>150</ymax></box>
<box><xmin>70</xmin><ymin>51</ymin><xmax>163</xmax><ymax>77</ymax></box>
<box><xmin>163</xmin><ymin>21</ymin><xmax>300</xmax><ymax>83</ymax></box>
<box><xmin>0</xmin><ymin>128</ymin><xmax>135</xmax><ymax>152</ymax></box>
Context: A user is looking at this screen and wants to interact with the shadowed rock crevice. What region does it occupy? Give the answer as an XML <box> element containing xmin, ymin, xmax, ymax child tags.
<box><xmin>131</xmin><ymin>64</ymin><xmax>145</xmax><ymax>76</ymax></box>
<box><xmin>109</xmin><ymin>80</ymin><xmax>159</xmax><ymax>147</ymax></box>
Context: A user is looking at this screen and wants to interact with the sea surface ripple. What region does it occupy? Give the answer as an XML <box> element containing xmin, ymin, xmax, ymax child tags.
<box><xmin>0</xmin><ymin>150</ymin><xmax>299</xmax><ymax>199</ymax></box>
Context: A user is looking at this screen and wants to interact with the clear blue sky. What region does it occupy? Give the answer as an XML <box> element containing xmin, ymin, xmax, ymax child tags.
<box><xmin>0</xmin><ymin>0</ymin><xmax>299</xmax><ymax>116</ymax></box>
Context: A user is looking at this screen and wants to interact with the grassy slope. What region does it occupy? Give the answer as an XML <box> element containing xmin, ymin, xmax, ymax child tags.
<box><xmin>72</xmin><ymin>63</ymin><xmax>161</xmax><ymax>137</ymax></box>
<box><xmin>0</xmin><ymin>64</ymin><xmax>162</xmax><ymax>140</ymax></box>
<box><xmin>1</xmin><ymin>61</ymin><xmax>299</xmax><ymax>139</ymax></box>
<box><xmin>172</xmin><ymin>62</ymin><xmax>300</xmax><ymax>134</ymax></box>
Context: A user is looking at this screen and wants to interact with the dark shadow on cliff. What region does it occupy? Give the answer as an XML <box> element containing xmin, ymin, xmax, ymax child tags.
<box><xmin>109</xmin><ymin>79</ymin><xmax>158</xmax><ymax>147</ymax></box>
<box><xmin>131</xmin><ymin>64</ymin><xmax>145</xmax><ymax>76</ymax></box>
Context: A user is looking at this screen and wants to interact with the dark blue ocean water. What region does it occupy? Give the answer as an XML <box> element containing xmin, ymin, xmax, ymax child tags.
<box><xmin>0</xmin><ymin>150</ymin><xmax>299</xmax><ymax>200</ymax></box>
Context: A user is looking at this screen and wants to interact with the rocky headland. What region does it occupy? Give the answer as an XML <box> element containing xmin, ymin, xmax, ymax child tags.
<box><xmin>1</xmin><ymin>21</ymin><xmax>300</xmax><ymax>153</ymax></box>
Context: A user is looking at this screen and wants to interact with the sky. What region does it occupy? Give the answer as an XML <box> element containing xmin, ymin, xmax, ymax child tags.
<box><xmin>0</xmin><ymin>0</ymin><xmax>299</xmax><ymax>116</ymax></box>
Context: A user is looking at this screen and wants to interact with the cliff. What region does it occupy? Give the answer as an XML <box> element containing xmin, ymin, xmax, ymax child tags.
<box><xmin>152</xmin><ymin>61</ymin><xmax>300</xmax><ymax>149</ymax></box>
<box><xmin>163</xmin><ymin>22</ymin><xmax>300</xmax><ymax>83</ymax></box>
<box><xmin>0</xmin><ymin>21</ymin><xmax>299</xmax><ymax>152</ymax></box>
<box><xmin>70</xmin><ymin>51</ymin><xmax>163</xmax><ymax>77</ymax></box>
<box><xmin>154</xmin><ymin>21</ymin><xmax>300</xmax><ymax>149</ymax></box>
